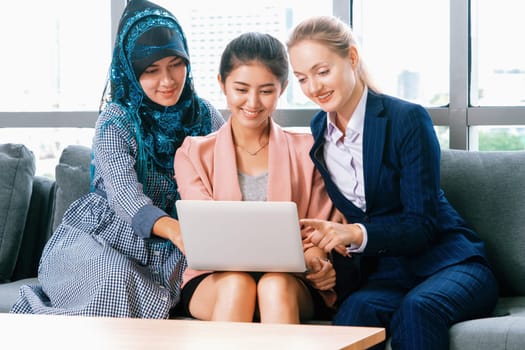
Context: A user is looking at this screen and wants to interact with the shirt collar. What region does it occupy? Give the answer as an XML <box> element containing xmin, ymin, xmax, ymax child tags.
<box><xmin>326</xmin><ymin>86</ymin><xmax>368</xmax><ymax>143</ymax></box>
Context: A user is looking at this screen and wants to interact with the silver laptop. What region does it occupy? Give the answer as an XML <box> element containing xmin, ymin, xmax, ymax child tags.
<box><xmin>176</xmin><ymin>200</ymin><xmax>307</xmax><ymax>273</ymax></box>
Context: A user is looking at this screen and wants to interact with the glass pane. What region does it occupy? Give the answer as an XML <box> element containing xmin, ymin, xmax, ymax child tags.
<box><xmin>470</xmin><ymin>126</ymin><xmax>525</xmax><ymax>151</ymax></box>
<box><xmin>0</xmin><ymin>1</ymin><xmax>111</xmax><ymax>112</ymax></box>
<box><xmin>0</xmin><ymin>128</ymin><xmax>94</xmax><ymax>178</ymax></box>
<box><xmin>471</xmin><ymin>0</ymin><xmax>525</xmax><ymax>106</ymax></box>
<box><xmin>352</xmin><ymin>0</ymin><xmax>449</xmax><ymax>107</ymax></box>
<box><xmin>155</xmin><ymin>0</ymin><xmax>332</xmax><ymax>109</ymax></box>
<box><xmin>435</xmin><ymin>126</ymin><xmax>449</xmax><ymax>150</ymax></box>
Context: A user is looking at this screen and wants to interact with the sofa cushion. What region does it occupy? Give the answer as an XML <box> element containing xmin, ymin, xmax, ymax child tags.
<box><xmin>0</xmin><ymin>144</ymin><xmax>35</xmax><ymax>283</ymax></box>
<box><xmin>492</xmin><ymin>297</ymin><xmax>525</xmax><ymax>317</ymax></box>
<box><xmin>0</xmin><ymin>277</ymin><xmax>39</xmax><ymax>313</ymax></box>
<box><xmin>52</xmin><ymin>145</ymin><xmax>92</xmax><ymax>231</ymax></box>
<box><xmin>449</xmin><ymin>316</ymin><xmax>525</xmax><ymax>350</ymax></box>
<box><xmin>440</xmin><ymin>149</ymin><xmax>525</xmax><ymax>296</ymax></box>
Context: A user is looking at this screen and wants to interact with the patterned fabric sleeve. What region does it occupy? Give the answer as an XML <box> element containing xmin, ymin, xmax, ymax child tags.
<box><xmin>93</xmin><ymin>105</ymin><xmax>159</xmax><ymax>227</ymax></box>
<box><xmin>202</xmin><ymin>98</ymin><xmax>226</xmax><ymax>131</ymax></box>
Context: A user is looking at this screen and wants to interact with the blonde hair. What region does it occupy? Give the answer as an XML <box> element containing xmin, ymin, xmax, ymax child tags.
<box><xmin>287</xmin><ymin>16</ymin><xmax>379</xmax><ymax>93</ymax></box>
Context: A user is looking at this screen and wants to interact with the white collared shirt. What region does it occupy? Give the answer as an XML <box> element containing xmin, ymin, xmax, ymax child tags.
<box><xmin>323</xmin><ymin>86</ymin><xmax>369</xmax><ymax>252</ymax></box>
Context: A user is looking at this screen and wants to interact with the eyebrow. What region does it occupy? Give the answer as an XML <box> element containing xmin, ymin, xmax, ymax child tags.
<box><xmin>294</xmin><ymin>62</ymin><xmax>326</xmax><ymax>76</ymax></box>
<box><xmin>149</xmin><ymin>57</ymin><xmax>181</xmax><ymax>67</ymax></box>
<box><xmin>232</xmin><ymin>81</ymin><xmax>277</xmax><ymax>88</ymax></box>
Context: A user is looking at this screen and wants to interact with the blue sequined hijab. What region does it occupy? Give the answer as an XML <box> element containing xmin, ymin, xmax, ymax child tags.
<box><xmin>99</xmin><ymin>0</ymin><xmax>211</xmax><ymax>201</ymax></box>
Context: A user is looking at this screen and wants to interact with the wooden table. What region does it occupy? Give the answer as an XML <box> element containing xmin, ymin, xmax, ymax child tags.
<box><xmin>1</xmin><ymin>313</ymin><xmax>385</xmax><ymax>349</ymax></box>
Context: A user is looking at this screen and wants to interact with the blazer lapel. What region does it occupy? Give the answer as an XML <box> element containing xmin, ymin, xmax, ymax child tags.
<box><xmin>363</xmin><ymin>91</ymin><xmax>387</xmax><ymax>211</ymax></box>
<box><xmin>213</xmin><ymin>118</ymin><xmax>243</xmax><ymax>200</ymax></box>
<box><xmin>267</xmin><ymin>120</ymin><xmax>292</xmax><ymax>201</ymax></box>
<box><xmin>309</xmin><ymin>110</ymin><xmax>364</xmax><ymax>218</ymax></box>
<box><xmin>309</xmin><ymin>110</ymin><xmax>329</xmax><ymax>175</ymax></box>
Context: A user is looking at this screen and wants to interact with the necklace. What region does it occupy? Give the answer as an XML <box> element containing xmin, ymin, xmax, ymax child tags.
<box><xmin>234</xmin><ymin>122</ymin><xmax>270</xmax><ymax>156</ymax></box>
<box><xmin>236</xmin><ymin>141</ymin><xmax>269</xmax><ymax>156</ymax></box>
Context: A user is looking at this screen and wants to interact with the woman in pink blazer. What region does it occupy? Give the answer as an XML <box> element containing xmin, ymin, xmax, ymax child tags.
<box><xmin>173</xmin><ymin>32</ymin><xmax>338</xmax><ymax>323</ymax></box>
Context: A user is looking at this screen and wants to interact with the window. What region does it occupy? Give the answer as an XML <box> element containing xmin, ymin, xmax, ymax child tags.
<box><xmin>470</xmin><ymin>126</ymin><xmax>525</xmax><ymax>151</ymax></box>
<box><xmin>0</xmin><ymin>1</ymin><xmax>110</xmax><ymax>177</ymax></box>
<box><xmin>352</xmin><ymin>0</ymin><xmax>449</xmax><ymax>107</ymax></box>
<box><xmin>468</xmin><ymin>0</ymin><xmax>525</xmax><ymax>150</ymax></box>
<box><xmin>0</xmin><ymin>0</ymin><xmax>334</xmax><ymax>176</ymax></box>
<box><xmin>0</xmin><ymin>1</ymin><xmax>111</xmax><ymax>111</ymax></box>
<box><xmin>352</xmin><ymin>0</ymin><xmax>450</xmax><ymax>147</ymax></box>
<box><xmin>2</xmin><ymin>0</ymin><xmax>525</xmax><ymax>177</ymax></box>
<box><xmin>471</xmin><ymin>0</ymin><xmax>525</xmax><ymax>107</ymax></box>
<box><xmin>0</xmin><ymin>127</ymin><xmax>94</xmax><ymax>178</ymax></box>
<box><xmin>155</xmin><ymin>0</ymin><xmax>332</xmax><ymax>110</ymax></box>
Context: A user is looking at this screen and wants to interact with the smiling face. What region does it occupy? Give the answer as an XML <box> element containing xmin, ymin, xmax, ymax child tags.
<box><xmin>139</xmin><ymin>56</ymin><xmax>187</xmax><ymax>107</ymax></box>
<box><xmin>289</xmin><ymin>40</ymin><xmax>363</xmax><ymax>118</ymax></box>
<box><xmin>219</xmin><ymin>62</ymin><xmax>286</xmax><ymax>130</ymax></box>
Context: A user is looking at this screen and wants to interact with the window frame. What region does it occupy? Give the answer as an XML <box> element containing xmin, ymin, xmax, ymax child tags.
<box><xmin>1</xmin><ymin>0</ymin><xmax>523</xmax><ymax>151</ymax></box>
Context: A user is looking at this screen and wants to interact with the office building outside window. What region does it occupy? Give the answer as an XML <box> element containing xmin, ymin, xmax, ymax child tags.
<box><xmin>156</xmin><ymin>0</ymin><xmax>332</xmax><ymax>109</ymax></box>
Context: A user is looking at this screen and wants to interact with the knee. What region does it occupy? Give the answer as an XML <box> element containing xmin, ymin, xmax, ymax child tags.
<box><xmin>333</xmin><ymin>292</ymin><xmax>388</xmax><ymax>326</ymax></box>
<box><xmin>257</xmin><ymin>273</ymin><xmax>298</xmax><ymax>299</ymax></box>
<box><xmin>397</xmin><ymin>293</ymin><xmax>444</xmax><ymax>322</ymax></box>
<box><xmin>216</xmin><ymin>272</ymin><xmax>257</xmax><ymax>300</ymax></box>
<box><xmin>391</xmin><ymin>294</ymin><xmax>451</xmax><ymax>350</ymax></box>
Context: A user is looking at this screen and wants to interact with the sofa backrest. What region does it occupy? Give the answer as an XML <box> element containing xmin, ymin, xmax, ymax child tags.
<box><xmin>12</xmin><ymin>175</ymin><xmax>55</xmax><ymax>280</ymax></box>
<box><xmin>2</xmin><ymin>144</ymin><xmax>91</xmax><ymax>282</ymax></box>
<box><xmin>12</xmin><ymin>144</ymin><xmax>524</xmax><ymax>296</ymax></box>
<box><xmin>0</xmin><ymin>144</ymin><xmax>35</xmax><ymax>282</ymax></box>
<box><xmin>52</xmin><ymin>145</ymin><xmax>92</xmax><ymax>231</ymax></box>
<box><xmin>440</xmin><ymin>149</ymin><xmax>525</xmax><ymax>296</ymax></box>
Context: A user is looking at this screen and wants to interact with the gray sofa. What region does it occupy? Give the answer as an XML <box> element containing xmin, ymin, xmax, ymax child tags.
<box><xmin>1</xmin><ymin>143</ymin><xmax>524</xmax><ymax>349</ymax></box>
<box><xmin>0</xmin><ymin>143</ymin><xmax>91</xmax><ymax>313</ymax></box>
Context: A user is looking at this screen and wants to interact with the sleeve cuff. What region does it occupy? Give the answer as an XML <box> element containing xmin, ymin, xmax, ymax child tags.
<box><xmin>346</xmin><ymin>223</ymin><xmax>368</xmax><ymax>253</ymax></box>
<box><xmin>132</xmin><ymin>205</ymin><xmax>168</xmax><ymax>239</ymax></box>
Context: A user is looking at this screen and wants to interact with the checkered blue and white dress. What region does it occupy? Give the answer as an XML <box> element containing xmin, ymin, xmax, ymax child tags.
<box><xmin>11</xmin><ymin>103</ymin><xmax>224</xmax><ymax>318</ymax></box>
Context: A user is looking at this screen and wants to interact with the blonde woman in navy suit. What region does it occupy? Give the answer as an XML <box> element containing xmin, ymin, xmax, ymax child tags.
<box><xmin>287</xmin><ymin>16</ymin><xmax>498</xmax><ymax>350</ymax></box>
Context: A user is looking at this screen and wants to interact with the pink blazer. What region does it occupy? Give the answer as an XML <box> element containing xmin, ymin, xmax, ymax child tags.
<box><xmin>174</xmin><ymin>118</ymin><xmax>335</xmax><ymax>300</ymax></box>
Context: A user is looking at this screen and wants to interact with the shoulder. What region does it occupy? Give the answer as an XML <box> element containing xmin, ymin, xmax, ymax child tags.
<box><xmin>281</xmin><ymin>127</ymin><xmax>314</xmax><ymax>142</ymax></box>
<box><xmin>373</xmin><ymin>92</ymin><xmax>430</xmax><ymax>121</ymax></box>
<box><xmin>309</xmin><ymin>110</ymin><xmax>327</xmax><ymax>139</ymax></box>
<box><xmin>198</xmin><ymin>98</ymin><xmax>216</xmax><ymax>112</ymax></box>
<box><xmin>96</xmin><ymin>103</ymin><xmax>128</xmax><ymax>126</ymax></box>
<box><xmin>198</xmin><ymin>98</ymin><xmax>226</xmax><ymax>131</ymax></box>
<box><xmin>275</xmin><ymin>124</ymin><xmax>315</xmax><ymax>152</ymax></box>
<box><xmin>95</xmin><ymin>102</ymin><xmax>137</xmax><ymax>132</ymax></box>
<box><xmin>179</xmin><ymin>128</ymin><xmax>219</xmax><ymax>155</ymax></box>
<box><xmin>370</xmin><ymin>93</ymin><xmax>438</xmax><ymax>148</ymax></box>
<box><xmin>175</xmin><ymin>128</ymin><xmax>220</xmax><ymax>174</ymax></box>
<box><xmin>95</xmin><ymin>103</ymin><xmax>136</xmax><ymax>141</ymax></box>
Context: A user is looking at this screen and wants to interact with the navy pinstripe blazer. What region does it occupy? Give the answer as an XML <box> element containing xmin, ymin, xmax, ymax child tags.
<box><xmin>309</xmin><ymin>90</ymin><xmax>488</xmax><ymax>280</ymax></box>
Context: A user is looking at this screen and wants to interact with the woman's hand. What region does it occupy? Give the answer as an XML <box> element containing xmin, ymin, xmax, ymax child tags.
<box><xmin>152</xmin><ymin>216</ymin><xmax>185</xmax><ymax>254</ymax></box>
<box><xmin>305</xmin><ymin>256</ymin><xmax>336</xmax><ymax>290</ymax></box>
<box><xmin>300</xmin><ymin>218</ymin><xmax>363</xmax><ymax>256</ymax></box>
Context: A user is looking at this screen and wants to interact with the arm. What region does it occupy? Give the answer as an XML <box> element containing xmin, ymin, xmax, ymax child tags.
<box><xmin>174</xmin><ymin>137</ymin><xmax>214</xmax><ymax>200</ymax></box>
<box><xmin>303</xmin><ymin>245</ymin><xmax>336</xmax><ymax>291</ymax></box>
<box><xmin>303</xmin><ymin>104</ymin><xmax>442</xmax><ymax>256</ymax></box>
<box><xmin>300</xmin><ymin>143</ymin><xmax>340</xmax><ymax>290</ymax></box>
<box><xmin>362</xmin><ymin>104</ymin><xmax>442</xmax><ymax>255</ymax></box>
<box><xmin>152</xmin><ymin>216</ymin><xmax>184</xmax><ymax>253</ymax></box>
<box><xmin>93</xmin><ymin>108</ymin><xmax>182</xmax><ymax>249</ymax></box>
<box><xmin>302</xmin><ymin>165</ymin><xmax>349</xmax><ymax>256</ymax></box>
<box><xmin>93</xmin><ymin>111</ymin><xmax>167</xmax><ymax>233</ymax></box>
<box><xmin>152</xmin><ymin>101</ymin><xmax>224</xmax><ymax>252</ymax></box>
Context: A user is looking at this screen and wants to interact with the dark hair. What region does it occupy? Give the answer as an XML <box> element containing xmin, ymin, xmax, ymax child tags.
<box><xmin>219</xmin><ymin>32</ymin><xmax>289</xmax><ymax>86</ymax></box>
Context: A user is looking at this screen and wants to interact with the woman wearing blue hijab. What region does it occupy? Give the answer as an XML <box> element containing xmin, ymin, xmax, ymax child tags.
<box><xmin>12</xmin><ymin>0</ymin><xmax>224</xmax><ymax>317</ymax></box>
